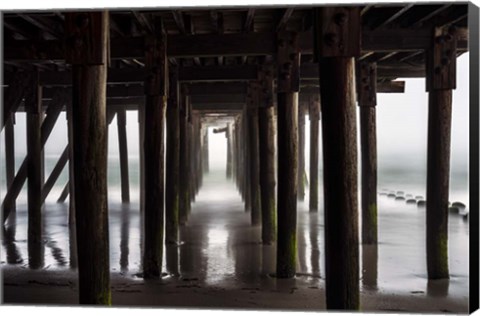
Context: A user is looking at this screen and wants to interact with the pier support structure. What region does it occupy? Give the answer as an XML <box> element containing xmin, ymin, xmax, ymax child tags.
<box><xmin>5</xmin><ymin>115</ymin><xmax>15</xmax><ymax>213</ymax></box>
<box><xmin>65</xmin><ymin>11</ymin><xmax>111</xmax><ymax>304</ymax></box>
<box><xmin>425</xmin><ymin>26</ymin><xmax>457</xmax><ymax>280</ymax></box>
<box><xmin>275</xmin><ymin>31</ymin><xmax>300</xmax><ymax>278</ymax></box>
<box><xmin>26</xmin><ymin>71</ymin><xmax>44</xmax><ymax>269</ymax></box>
<box><xmin>179</xmin><ymin>91</ymin><xmax>190</xmax><ymax>225</ymax></box>
<box><xmin>308</xmin><ymin>94</ymin><xmax>320</xmax><ymax>212</ymax></box>
<box><xmin>166</xmin><ymin>66</ymin><xmax>180</xmax><ymax>244</ymax></box>
<box><xmin>258</xmin><ymin>65</ymin><xmax>277</xmax><ymax>244</ymax></box>
<box><xmin>297</xmin><ymin>101</ymin><xmax>306</xmax><ymax>201</ymax></box>
<box><xmin>247</xmin><ymin>82</ymin><xmax>261</xmax><ymax>226</ymax></box>
<box><xmin>357</xmin><ymin>61</ymin><xmax>378</xmax><ymax>245</ymax></box>
<box><xmin>314</xmin><ymin>7</ymin><xmax>361</xmax><ymax>309</ymax></box>
<box><xmin>143</xmin><ymin>24</ymin><xmax>168</xmax><ymax>278</ymax></box>
<box><xmin>117</xmin><ymin>109</ymin><xmax>130</xmax><ymax>203</ymax></box>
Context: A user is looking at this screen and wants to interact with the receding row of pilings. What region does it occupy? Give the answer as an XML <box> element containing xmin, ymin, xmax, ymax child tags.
<box><xmin>1</xmin><ymin>7</ymin><xmax>458</xmax><ymax>310</ymax></box>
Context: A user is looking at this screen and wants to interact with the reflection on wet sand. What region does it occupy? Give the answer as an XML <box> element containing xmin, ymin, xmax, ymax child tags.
<box><xmin>120</xmin><ymin>203</ymin><xmax>130</xmax><ymax>272</ymax></box>
<box><xmin>362</xmin><ymin>244</ymin><xmax>378</xmax><ymax>291</ymax></box>
<box><xmin>166</xmin><ymin>245</ymin><xmax>179</xmax><ymax>276</ymax></box>
<box><xmin>0</xmin><ymin>170</ymin><xmax>469</xmax><ymax>311</ymax></box>
<box><xmin>309</xmin><ymin>213</ymin><xmax>321</xmax><ymax>278</ymax></box>
<box><xmin>427</xmin><ymin>279</ymin><xmax>449</xmax><ymax>297</ymax></box>
<box><xmin>69</xmin><ymin>223</ymin><xmax>77</xmax><ymax>269</ymax></box>
<box><xmin>2</xmin><ymin>213</ymin><xmax>23</xmax><ymax>264</ymax></box>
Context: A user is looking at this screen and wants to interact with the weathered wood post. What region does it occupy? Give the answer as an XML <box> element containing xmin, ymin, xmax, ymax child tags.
<box><xmin>297</xmin><ymin>101</ymin><xmax>306</xmax><ymax>201</ymax></box>
<box><xmin>179</xmin><ymin>90</ymin><xmax>190</xmax><ymax>225</ymax></box>
<box><xmin>189</xmin><ymin>110</ymin><xmax>197</xmax><ymax>203</ymax></box>
<box><xmin>26</xmin><ymin>71</ymin><xmax>44</xmax><ymax>269</ymax></box>
<box><xmin>166</xmin><ymin>66</ymin><xmax>180</xmax><ymax>244</ymax></box>
<box><xmin>314</xmin><ymin>7</ymin><xmax>360</xmax><ymax>309</ymax></box>
<box><xmin>117</xmin><ymin>109</ymin><xmax>130</xmax><ymax>203</ymax></box>
<box><xmin>5</xmin><ymin>115</ymin><xmax>15</xmax><ymax>213</ymax></box>
<box><xmin>425</xmin><ymin>26</ymin><xmax>457</xmax><ymax>280</ymax></box>
<box><xmin>357</xmin><ymin>61</ymin><xmax>378</xmax><ymax>245</ymax></box>
<box><xmin>66</xmin><ymin>97</ymin><xmax>76</xmax><ymax>224</ymax></box>
<box><xmin>308</xmin><ymin>94</ymin><xmax>321</xmax><ymax>212</ymax></box>
<box><xmin>202</xmin><ymin>126</ymin><xmax>209</xmax><ymax>173</ymax></box>
<box><xmin>65</xmin><ymin>11</ymin><xmax>111</xmax><ymax>304</ymax></box>
<box><xmin>276</xmin><ymin>31</ymin><xmax>300</xmax><ymax>278</ymax></box>
<box><xmin>243</xmin><ymin>106</ymin><xmax>251</xmax><ymax>212</ymax></box>
<box><xmin>143</xmin><ymin>20</ymin><xmax>168</xmax><ymax>278</ymax></box>
<box><xmin>236</xmin><ymin>117</ymin><xmax>245</xmax><ymax>199</ymax></box>
<box><xmin>226</xmin><ymin>122</ymin><xmax>233</xmax><ymax>179</ymax></box>
<box><xmin>196</xmin><ymin>119</ymin><xmax>203</xmax><ymax>190</ymax></box>
<box><xmin>247</xmin><ymin>82</ymin><xmax>262</xmax><ymax>226</ymax></box>
<box><xmin>258</xmin><ymin>65</ymin><xmax>277</xmax><ymax>244</ymax></box>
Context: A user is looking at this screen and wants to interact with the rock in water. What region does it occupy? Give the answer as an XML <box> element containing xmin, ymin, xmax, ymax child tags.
<box><xmin>406</xmin><ymin>199</ymin><xmax>416</xmax><ymax>205</ymax></box>
<box><xmin>449</xmin><ymin>206</ymin><xmax>459</xmax><ymax>214</ymax></box>
<box><xmin>452</xmin><ymin>202</ymin><xmax>466</xmax><ymax>210</ymax></box>
<box><xmin>417</xmin><ymin>200</ymin><xmax>426</xmax><ymax>207</ymax></box>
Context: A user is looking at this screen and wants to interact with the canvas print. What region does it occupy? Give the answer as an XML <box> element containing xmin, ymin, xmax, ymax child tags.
<box><xmin>0</xmin><ymin>2</ymin><xmax>476</xmax><ymax>314</ymax></box>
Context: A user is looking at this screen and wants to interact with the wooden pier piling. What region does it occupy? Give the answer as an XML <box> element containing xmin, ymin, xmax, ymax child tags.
<box><xmin>258</xmin><ymin>66</ymin><xmax>276</xmax><ymax>244</ymax></box>
<box><xmin>425</xmin><ymin>26</ymin><xmax>456</xmax><ymax>280</ymax></box>
<box><xmin>308</xmin><ymin>95</ymin><xmax>320</xmax><ymax>212</ymax></box>
<box><xmin>247</xmin><ymin>83</ymin><xmax>261</xmax><ymax>226</ymax></box>
<box><xmin>117</xmin><ymin>109</ymin><xmax>130</xmax><ymax>203</ymax></box>
<box><xmin>166</xmin><ymin>67</ymin><xmax>180</xmax><ymax>244</ymax></box>
<box><xmin>179</xmin><ymin>92</ymin><xmax>190</xmax><ymax>225</ymax></box>
<box><xmin>357</xmin><ymin>61</ymin><xmax>378</xmax><ymax>245</ymax></box>
<box><xmin>276</xmin><ymin>32</ymin><xmax>299</xmax><ymax>278</ymax></box>
<box><xmin>5</xmin><ymin>115</ymin><xmax>15</xmax><ymax>213</ymax></box>
<box><xmin>26</xmin><ymin>71</ymin><xmax>43</xmax><ymax>269</ymax></box>
<box><xmin>143</xmin><ymin>27</ymin><xmax>167</xmax><ymax>278</ymax></box>
<box><xmin>314</xmin><ymin>7</ymin><xmax>361</xmax><ymax>309</ymax></box>
<box><xmin>65</xmin><ymin>11</ymin><xmax>111</xmax><ymax>304</ymax></box>
<box><xmin>297</xmin><ymin>102</ymin><xmax>306</xmax><ymax>201</ymax></box>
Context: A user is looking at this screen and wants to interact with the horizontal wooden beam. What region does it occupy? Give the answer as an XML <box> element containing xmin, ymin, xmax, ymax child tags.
<box><xmin>4</xmin><ymin>27</ymin><xmax>468</xmax><ymax>62</ymax></box>
<box><xmin>4</xmin><ymin>62</ymin><xmax>424</xmax><ymax>91</ymax></box>
<box><xmin>300</xmin><ymin>80</ymin><xmax>405</xmax><ymax>94</ymax></box>
<box><xmin>179</xmin><ymin>65</ymin><xmax>258</xmax><ymax>81</ymax></box>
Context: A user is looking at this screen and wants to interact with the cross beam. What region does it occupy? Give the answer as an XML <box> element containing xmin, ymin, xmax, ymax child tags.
<box><xmin>4</xmin><ymin>27</ymin><xmax>468</xmax><ymax>62</ymax></box>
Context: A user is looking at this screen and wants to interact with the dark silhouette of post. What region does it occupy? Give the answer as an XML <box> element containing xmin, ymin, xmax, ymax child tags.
<box><xmin>5</xmin><ymin>115</ymin><xmax>15</xmax><ymax>213</ymax></box>
<box><xmin>309</xmin><ymin>94</ymin><xmax>320</xmax><ymax>212</ymax></box>
<box><xmin>179</xmin><ymin>91</ymin><xmax>190</xmax><ymax>225</ymax></box>
<box><xmin>143</xmin><ymin>23</ymin><xmax>168</xmax><ymax>279</ymax></box>
<box><xmin>258</xmin><ymin>66</ymin><xmax>276</xmax><ymax>244</ymax></box>
<box><xmin>166</xmin><ymin>66</ymin><xmax>180</xmax><ymax>244</ymax></box>
<box><xmin>357</xmin><ymin>61</ymin><xmax>378</xmax><ymax>245</ymax></box>
<box><xmin>275</xmin><ymin>31</ymin><xmax>299</xmax><ymax>278</ymax></box>
<box><xmin>314</xmin><ymin>7</ymin><xmax>361</xmax><ymax>310</ymax></box>
<box><xmin>65</xmin><ymin>11</ymin><xmax>111</xmax><ymax>304</ymax></box>
<box><xmin>26</xmin><ymin>71</ymin><xmax>44</xmax><ymax>270</ymax></box>
<box><xmin>117</xmin><ymin>109</ymin><xmax>130</xmax><ymax>203</ymax></box>
<box><xmin>426</xmin><ymin>26</ymin><xmax>457</xmax><ymax>280</ymax></box>
<box><xmin>297</xmin><ymin>102</ymin><xmax>306</xmax><ymax>201</ymax></box>
<box><xmin>247</xmin><ymin>82</ymin><xmax>261</xmax><ymax>226</ymax></box>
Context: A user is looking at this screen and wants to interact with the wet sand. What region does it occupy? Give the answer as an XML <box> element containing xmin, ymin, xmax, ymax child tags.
<box><xmin>1</xmin><ymin>171</ymin><xmax>469</xmax><ymax>313</ymax></box>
